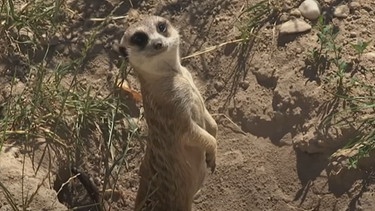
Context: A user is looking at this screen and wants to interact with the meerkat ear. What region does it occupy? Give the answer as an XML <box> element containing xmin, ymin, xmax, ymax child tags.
<box><xmin>118</xmin><ymin>46</ymin><xmax>128</xmax><ymax>58</ymax></box>
<box><xmin>113</xmin><ymin>39</ymin><xmax>128</xmax><ymax>58</ymax></box>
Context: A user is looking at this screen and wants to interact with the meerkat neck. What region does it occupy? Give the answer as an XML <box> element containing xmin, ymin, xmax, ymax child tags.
<box><xmin>135</xmin><ymin>46</ymin><xmax>183</xmax><ymax>82</ymax></box>
<box><xmin>163</xmin><ymin>45</ymin><xmax>182</xmax><ymax>72</ymax></box>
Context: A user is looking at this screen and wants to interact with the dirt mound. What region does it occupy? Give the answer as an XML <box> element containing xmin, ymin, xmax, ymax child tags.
<box><xmin>0</xmin><ymin>145</ymin><xmax>67</xmax><ymax>210</ymax></box>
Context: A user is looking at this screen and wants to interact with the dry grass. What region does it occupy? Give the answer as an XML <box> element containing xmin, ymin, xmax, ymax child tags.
<box><xmin>0</xmin><ymin>0</ymin><xmax>139</xmax><ymax>210</ymax></box>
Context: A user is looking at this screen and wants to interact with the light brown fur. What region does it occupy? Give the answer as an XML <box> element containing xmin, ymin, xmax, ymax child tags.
<box><xmin>119</xmin><ymin>16</ymin><xmax>218</xmax><ymax>211</ymax></box>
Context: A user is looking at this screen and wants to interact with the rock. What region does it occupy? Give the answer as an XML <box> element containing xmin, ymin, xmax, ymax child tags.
<box><xmin>298</xmin><ymin>0</ymin><xmax>321</xmax><ymax>20</ymax></box>
<box><xmin>363</xmin><ymin>52</ymin><xmax>375</xmax><ymax>62</ymax></box>
<box><xmin>349</xmin><ymin>2</ymin><xmax>361</xmax><ymax>10</ymax></box>
<box><xmin>279</xmin><ymin>14</ymin><xmax>289</xmax><ymax>22</ymax></box>
<box><xmin>334</xmin><ymin>5</ymin><xmax>350</xmax><ymax>18</ymax></box>
<box><xmin>296</xmin><ymin>47</ymin><xmax>303</xmax><ymax>54</ymax></box>
<box><xmin>239</xmin><ymin>81</ymin><xmax>250</xmax><ymax>90</ymax></box>
<box><xmin>362</xmin><ymin>4</ymin><xmax>372</xmax><ymax>12</ymax></box>
<box><xmin>279</xmin><ymin>19</ymin><xmax>312</xmax><ymax>34</ymax></box>
<box><xmin>214</xmin><ymin>80</ymin><xmax>225</xmax><ymax>92</ymax></box>
<box><xmin>349</xmin><ymin>31</ymin><xmax>357</xmax><ymax>38</ymax></box>
<box><xmin>290</xmin><ymin>9</ymin><xmax>301</xmax><ymax>17</ymax></box>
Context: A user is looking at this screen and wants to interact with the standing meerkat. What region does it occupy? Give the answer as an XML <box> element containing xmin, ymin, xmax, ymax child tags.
<box><xmin>118</xmin><ymin>16</ymin><xmax>218</xmax><ymax>211</ymax></box>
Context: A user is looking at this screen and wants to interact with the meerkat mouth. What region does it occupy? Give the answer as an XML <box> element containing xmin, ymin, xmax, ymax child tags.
<box><xmin>146</xmin><ymin>45</ymin><xmax>169</xmax><ymax>57</ymax></box>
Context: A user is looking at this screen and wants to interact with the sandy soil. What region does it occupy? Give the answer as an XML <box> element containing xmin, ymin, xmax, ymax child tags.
<box><xmin>1</xmin><ymin>0</ymin><xmax>375</xmax><ymax>210</ymax></box>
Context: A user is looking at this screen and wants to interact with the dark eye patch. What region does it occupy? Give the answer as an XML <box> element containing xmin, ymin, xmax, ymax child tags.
<box><xmin>130</xmin><ymin>32</ymin><xmax>148</xmax><ymax>49</ymax></box>
<box><xmin>157</xmin><ymin>21</ymin><xmax>167</xmax><ymax>33</ymax></box>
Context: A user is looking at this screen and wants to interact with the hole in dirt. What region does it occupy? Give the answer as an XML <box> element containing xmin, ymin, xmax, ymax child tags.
<box><xmin>54</xmin><ymin>163</ymin><xmax>102</xmax><ymax>211</ymax></box>
<box><xmin>293</xmin><ymin>132</ymin><xmax>369</xmax><ymax>205</ymax></box>
<box><xmin>327</xmin><ymin>152</ymin><xmax>375</xmax><ymax>197</ymax></box>
<box><xmin>254</xmin><ymin>74</ymin><xmax>278</xmax><ymax>89</ymax></box>
<box><xmin>251</xmin><ymin>66</ymin><xmax>278</xmax><ymax>90</ymax></box>
<box><xmin>327</xmin><ymin>167</ymin><xmax>364</xmax><ymax>197</ymax></box>
<box><xmin>294</xmin><ymin>150</ymin><xmax>329</xmax><ymax>203</ymax></box>
<box><xmin>1</xmin><ymin>54</ymin><xmax>29</xmax><ymax>83</ymax></box>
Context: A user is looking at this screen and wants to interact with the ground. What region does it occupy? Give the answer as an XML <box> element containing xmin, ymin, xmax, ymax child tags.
<box><xmin>0</xmin><ymin>0</ymin><xmax>375</xmax><ymax>211</ymax></box>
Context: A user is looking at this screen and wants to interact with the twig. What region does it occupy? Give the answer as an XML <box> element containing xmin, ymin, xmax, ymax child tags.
<box><xmin>212</xmin><ymin>113</ymin><xmax>247</xmax><ymax>135</ymax></box>
<box><xmin>182</xmin><ymin>38</ymin><xmax>248</xmax><ymax>60</ymax></box>
<box><xmin>90</xmin><ymin>16</ymin><xmax>127</xmax><ymax>22</ymax></box>
<box><xmin>55</xmin><ymin>172</ymin><xmax>81</xmax><ymax>196</ymax></box>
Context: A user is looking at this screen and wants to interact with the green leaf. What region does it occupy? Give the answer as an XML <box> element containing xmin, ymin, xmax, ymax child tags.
<box><xmin>351</xmin><ymin>40</ymin><xmax>371</xmax><ymax>55</ymax></box>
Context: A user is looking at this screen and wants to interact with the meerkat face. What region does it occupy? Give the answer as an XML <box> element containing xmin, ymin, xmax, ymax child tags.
<box><xmin>119</xmin><ymin>16</ymin><xmax>180</xmax><ymax>75</ymax></box>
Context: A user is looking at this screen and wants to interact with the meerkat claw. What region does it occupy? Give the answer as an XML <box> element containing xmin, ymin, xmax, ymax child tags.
<box><xmin>206</xmin><ymin>153</ymin><xmax>216</xmax><ymax>173</ymax></box>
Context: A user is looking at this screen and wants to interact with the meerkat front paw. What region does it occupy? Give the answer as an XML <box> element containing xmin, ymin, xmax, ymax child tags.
<box><xmin>204</xmin><ymin>110</ymin><xmax>218</xmax><ymax>138</ymax></box>
<box><xmin>189</xmin><ymin>121</ymin><xmax>218</xmax><ymax>173</ymax></box>
<box><xmin>206</xmin><ymin>149</ymin><xmax>217</xmax><ymax>173</ymax></box>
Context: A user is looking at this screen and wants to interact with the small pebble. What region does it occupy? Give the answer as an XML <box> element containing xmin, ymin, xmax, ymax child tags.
<box><xmin>349</xmin><ymin>32</ymin><xmax>357</xmax><ymax>38</ymax></box>
<box><xmin>214</xmin><ymin>81</ymin><xmax>224</xmax><ymax>92</ymax></box>
<box><xmin>290</xmin><ymin>9</ymin><xmax>301</xmax><ymax>17</ymax></box>
<box><xmin>240</xmin><ymin>81</ymin><xmax>250</xmax><ymax>90</ymax></box>
<box><xmin>279</xmin><ymin>14</ymin><xmax>289</xmax><ymax>22</ymax></box>
<box><xmin>362</xmin><ymin>4</ymin><xmax>372</xmax><ymax>12</ymax></box>
<box><xmin>348</xmin><ymin>2</ymin><xmax>361</xmax><ymax>10</ymax></box>
<box><xmin>334</xmin><ymin>5</ymin><xmax>350</xmax><ymax>18</ymax></box>
<box><xmin>298</xmin><ymin>0</ymin><xmax>321</xmax><ymax>20</ymax></box>
<box><xmin>279</xmin><ymin>19</ymin><xmax>312</xmax><ymax>34</ymax></box>
<box><xmin>296</xmin><ymin>47</ymin><xmax>303</xmax><ymax>54</ymax></box>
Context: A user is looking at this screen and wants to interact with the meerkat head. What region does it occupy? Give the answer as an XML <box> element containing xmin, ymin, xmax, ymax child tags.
<box><xmin>119</xmin><ymin>16</ymin><xmax>181</xmax><ymax>77</ymax></box>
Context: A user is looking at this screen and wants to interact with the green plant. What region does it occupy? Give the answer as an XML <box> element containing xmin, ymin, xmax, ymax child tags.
<box><xmin>0</xmin><ymin>0</ymin><xmax>64</xmax><ymax>56</ymax></box>
<box><xmin>237</xmin><ymin>0</ymin><xmax>281</xmax><ymax>40</ymax></box>
<box><xmin>350</xmin><ymin>40</ymin><xmax>371</xmax><ymax>73</ymax></box>
<box><xmin>351</xmin><ymin>40</ymin><xmax>371</xmax><ymax>60</ymax></box>
<box><xmin>316</xmin><ymin>16</ymin><xmax>349</xmax><ymax>94</ymax></box>
<box><xmin>0</xmin><ymin>0</ymin><xmax>136</xmax><ymax>210</ymax></box>
<box><xmin>309</xmin><ymin>16</ymin><xmax>375</xmax><ymax>170</ymax></box>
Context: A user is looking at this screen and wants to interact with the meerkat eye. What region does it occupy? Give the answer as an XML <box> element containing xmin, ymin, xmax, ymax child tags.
<box><xmin>130</xmin><ymin>32</ymin><xmax>148</xmax><ymax>48</ymax></box>
<box><xmin>157</xmin><ymin>21</ymin><xmax>167</xmax><ymax>33</ymax></box>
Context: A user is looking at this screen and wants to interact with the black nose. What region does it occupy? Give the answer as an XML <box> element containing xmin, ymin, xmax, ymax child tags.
<box><xmin>153</xmin><ymin>42</ymin><xmax>163</xmax><ymax>50</ymax></box>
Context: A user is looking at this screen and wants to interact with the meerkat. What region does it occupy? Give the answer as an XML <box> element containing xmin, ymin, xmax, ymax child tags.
<box><xmin>118</xmin><ymin>16</ymin><xmax>218</xmax><ymax>211</ymax></box>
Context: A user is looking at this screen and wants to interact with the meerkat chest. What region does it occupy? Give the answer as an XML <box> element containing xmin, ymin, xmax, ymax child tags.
<box><xmin>140</xmin><ymin>70</ymin><xmax>207</xmax><ymax>128</ymax></box>
<box><xmin>181</xmin><ymin>68</ymin><xmax>205</xmax><ymax>104</ymax></box>
<box><xmin>180</xmin><ymin>71</ymin><xmax>207</xmax><ymax>125</ymax></box>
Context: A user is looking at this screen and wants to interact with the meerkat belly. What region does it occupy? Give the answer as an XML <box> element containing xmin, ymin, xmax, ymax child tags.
<box><xmin>146</xmin><ymin>134</ymin><xmax>206</xmax><ymax>187</ymax></box>
<box><xmin>141</xmin><ymin>115</ymin><xmax>205</xmax><ymax>197</ymax></box>
<box><xmin>190</xmin><ymin>93</ymin><xmax>208</xmax><ymax>129</ymax></box>
<box><xmin>139</xmin><ymin>138</ymin><xmax>205</xmax><ymax>210</ymax></box>
<box><xmin>182</xmin><ymin>144</ymin><xmax>207</xmax><ymax>190</ymax></box>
